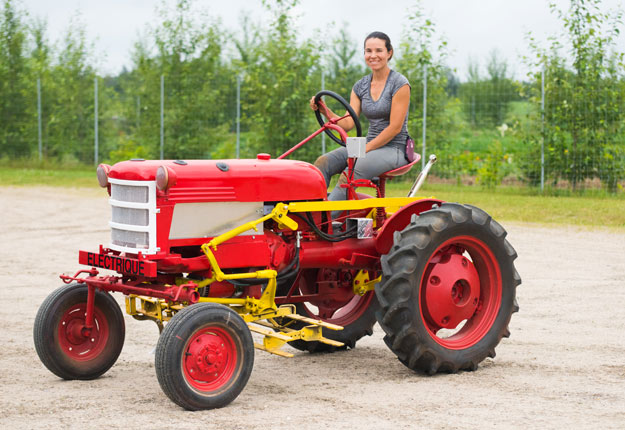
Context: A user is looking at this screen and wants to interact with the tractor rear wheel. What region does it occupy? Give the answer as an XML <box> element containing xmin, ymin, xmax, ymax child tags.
<box><xmin>34</xmin><ymin>283</ymin><xmax>125</xmax><ymax>380</ymax></box>
<box><xmin>155</xmin><ymin>303</ymin><xmax>254</xmax><ymax>410</ymax></box>
<box><xmin>287</xmin><ymin>268</ymin><xmax>378</xmax><ymax>352</ymax></box>
<box><xmin>376</xmin><ymin>203</ymin><xmax>521</xmax><ymax>374</ymax></box>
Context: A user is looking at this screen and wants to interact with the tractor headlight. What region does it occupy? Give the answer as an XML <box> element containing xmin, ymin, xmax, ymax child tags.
<box><xmin>156</xmin><ymin>165</ymin><xmax>177</xmax><ymax>191</ymax></box>
<box><xmin>96</xmin><ymin>164</ymin><xmax>111</xmax><ymax>187</ymax></box>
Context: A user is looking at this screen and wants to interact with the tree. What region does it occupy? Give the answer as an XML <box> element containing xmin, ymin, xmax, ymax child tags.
<box><xmin>524</xmin><ymin>0</ymin><xmax>625</xmax><ymax>191</ymax></box>
<box><xmin>460</xmin><ymin>50</ymin><xmax>518</xmax><ymax>128</ymax></box>
<box><xmin>395</xmin><ymin>2</ymin><xmax>451</xmax><ymax>171</ymax></box>
<box><xmin>119</xmin><ymin>0</ymin><xmax>235</xmax><ymax>160</ymax></box>
<box><xmin>326</xmin><ymin>26</ymin><xmax>367</xmax><ymax>101</ymax></box>
<box><xmin>45</xmin><ymin>15</ymin><xmax>97</xmax><ymax>163</ymax></box>
<box><xmin>0</xmin><ymin>0</ymin><xmax>30</xmax><ymax>157</ymax></box>
<box><xmin>241</xmin><ymin>0</ymin><xmax>321</xmax><ymax>161</ymax></box>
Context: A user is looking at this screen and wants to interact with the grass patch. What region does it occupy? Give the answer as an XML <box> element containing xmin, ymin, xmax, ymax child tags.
<box><xmin>0</xmin><ymin>166</ymin><xmax>97</xmax><ymax>187</ymax></box>
<box><xmin>385</xmin><ymin>181</ymin><xmax>625</xmax><ymax>229</ymax></box>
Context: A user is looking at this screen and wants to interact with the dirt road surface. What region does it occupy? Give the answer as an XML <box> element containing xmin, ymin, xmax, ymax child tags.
<box><xmin>0</xmin><ymin>187</ymin><xmax>624</xmax><ymax>430</ymax></box>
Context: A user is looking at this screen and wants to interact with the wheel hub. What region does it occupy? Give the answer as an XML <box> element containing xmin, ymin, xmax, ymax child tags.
<box><xmin>424</xmin><ymin>253</ymin><xmax>480</xmax><ymax>329</ymax></box>
<box><xmin>58</xmin><ymin>304</ymin><xmax>106</xmax><ymax>359</ymax></box>
<box><xmin>185</xmin><ymin>332</ymin><xmax>230</xmax><ymax>383</ymax></box>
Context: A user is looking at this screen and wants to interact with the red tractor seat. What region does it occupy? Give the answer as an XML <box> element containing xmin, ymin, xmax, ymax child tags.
<box><xmin>380</xmin><ymin>154</ymin><xmax>421</xmax><ymax>179</ymax></box>
<box><xmin>374</xmin><ymin>155</ymin><xmax>421</xmax><ymax>199</ymax></box>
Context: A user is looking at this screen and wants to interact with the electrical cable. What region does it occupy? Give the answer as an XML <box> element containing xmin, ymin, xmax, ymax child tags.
<box><xmin>298</xmin><ymin>212</ymin><xmax>357</xmax><ymax>242</ymax></box>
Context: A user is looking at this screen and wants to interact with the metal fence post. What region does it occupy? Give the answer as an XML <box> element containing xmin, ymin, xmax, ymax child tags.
<box><xmin>422</xmin><ymin>65</ymin><xmax>427</xmax><ymax>169</ymax></box>
<box><xmin>541</xmin><ymin>67</ymin><xmax>545</xmax><ymax>192</ymax></box>
<box><xmin>236</xmin><ymin>75</ymin><xmax>241</xmax><ymax>159</ymax></box>
<box><xmin>136</xmin><ymin>96</ymin><xmax>140</xmax><ymax>130</ymax></box>
<box><xmin>94</xmin><ymin>77</ymin><xmax>99</xmax><ymax>166</ymax></box>
<box><xmin>321</xmin><ymin>69</ymin><xmax>326</xmax><ymax>155</ymax></box>
<box><xmin>37</xmin><ymin>78</ymin><xmax>42</xmax><ymax>161</ymax></box>
<box><xmin>160</xmin><ymin>74</ymin><xmax>164</xmax><ymax>160</ymax></box>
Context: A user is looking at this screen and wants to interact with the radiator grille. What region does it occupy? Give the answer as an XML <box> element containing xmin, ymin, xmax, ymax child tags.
<box><xmin>112</xmin><ymin>206</ymin><xmax>149</xmax><ymax>226</ymax></box>
<box><xmin>111</xmin><ymin>228</ymin><xmax>149</xmax><ymax>248</ymax></box>
<box><xmin>111</xmin><ymin>184</ymin><xmax>148</xmax><ymax>203</ymax></box>
<box><xmin>108</xmin><ymin>179</ymin><xmax>157</xmax><ymax>254</ymax></box>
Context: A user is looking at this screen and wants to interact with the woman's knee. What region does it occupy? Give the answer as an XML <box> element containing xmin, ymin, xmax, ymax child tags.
<box><xmin>314</xmin><ymin>154</ymin><xmax>329</xmax><ymax>170</ymax></box>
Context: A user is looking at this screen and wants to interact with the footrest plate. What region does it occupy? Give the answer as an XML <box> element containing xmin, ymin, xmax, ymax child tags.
<box><xmin>254</xmin><ymin>342</ymin><xmax>293</xmax><ymax>358</ymax></box>
<box><xmin>283</xmin><ymin>313</ymin><xmax>343</xmax><ymax>331</ymax></box>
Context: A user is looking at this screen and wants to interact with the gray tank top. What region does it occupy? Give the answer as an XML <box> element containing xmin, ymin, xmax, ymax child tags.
<box><xmin>352</xmin><ymin>70</ymin><xmax>410</xmax><ymax>149</ymax></box>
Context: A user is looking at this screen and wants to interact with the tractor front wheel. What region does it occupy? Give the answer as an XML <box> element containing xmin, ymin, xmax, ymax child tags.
<box><xmin>376</xmin><ymin>203</ymin><xmax>521</xmax><ymax>374</ymax></box>
<box><xmin>155</xmin><ymin>303</ymin><xmax>254</xmax><ymax>410</ymax></box>
<box><xmin>34</xmin><ymin>283</ymin><xmax>125</xmax><ymax>380</ymax></box>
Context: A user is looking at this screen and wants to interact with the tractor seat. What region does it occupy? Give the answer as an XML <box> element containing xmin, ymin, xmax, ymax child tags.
<box><xmin>380</xmin><ymin>154</ymin><xmax>421</xmax><ymax>179</ymax></box>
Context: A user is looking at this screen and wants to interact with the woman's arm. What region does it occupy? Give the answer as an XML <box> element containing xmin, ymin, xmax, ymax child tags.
<box><xmin>365</xmin><ymin>84</ymin><xmax>410</xmax><ymax>152</ymax></box>
<box><xmin>309</xmin><ymin>90</ymin><xmax>361</xmax><ymax>132</ymax></box>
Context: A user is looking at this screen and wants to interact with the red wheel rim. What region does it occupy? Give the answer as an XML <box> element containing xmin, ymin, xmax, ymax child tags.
<box><xmin>57</xmin><ymin>304</ymin><xmax>109</xmax><ymax>361</ymax></box>
<box><xmin>298</xmin><ymin>269</ymin><xmax>374</xmax><ymax>325</ymax></box>
<box><xmin>419</xmin><ymin>236</ymin><xmax>502</xmax><ymax>350</ymax></box>
<box><xmin>182</xmin><ymin>326</ymin><xmax>238</xmax><ymax>392</ymax></box>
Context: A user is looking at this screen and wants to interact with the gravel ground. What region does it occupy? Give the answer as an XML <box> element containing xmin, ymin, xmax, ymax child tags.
<box><xmin>0</xmin><ymin>186</ymin><xmax>624</xmax><ymax>430</ymax></box>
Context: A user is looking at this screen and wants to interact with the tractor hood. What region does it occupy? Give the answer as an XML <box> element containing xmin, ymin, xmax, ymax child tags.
<box><xmin>108</xmin><ymin>156</ymin><xmax>327</xmax><ymax>203</ymax></box>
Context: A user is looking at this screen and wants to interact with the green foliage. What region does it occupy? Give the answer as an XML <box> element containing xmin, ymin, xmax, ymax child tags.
<box><xmin>0</xmin><ymin>0</ymin><xmax>30</xmax><ymax>157</ymax></box>
<box><xmin>459</xmin><ymin>51</ymin><xmax>520</xmax><ymax>128</ymax></box>
<box><xmin>523</xmin><ymin>0</ymin><xmax>625</xmax><ymax>192</ymax></box>
<box><xmin>46</xmin><ymin>18</ymin><xmax>97</xmax><ymax>163</ymax></box>
<box><xmin>325</xmin><ymin>26</ymin><xmax>367</xmax><ymax>101</ymax></box>
<box><xmin>118</xmin><ymin>0</ymin><xmax>236</xmax><ymax>160</ymax></box>
<box><xmin>395</xmin><ymin>2</ymin><xmax>450</xmax><ymax>158</ymax></box>
<box><xmin>0</xmin><ymin>0</ymin><xmax>623</xmax><ymax>195</ymax></box>
<box><xmin>240</xmin><ymin>0</ymin><xmax>321</xmax><ymax>161</ymax></box>
<box><xmin>476</xmin><ymin>140</ymin><xmax>505</xmax><ymax>188</ymax></box>
<box><xmin>0</xmin><ymin>1</ymin><xmax>99</xmax><ymax>164</ymax></box>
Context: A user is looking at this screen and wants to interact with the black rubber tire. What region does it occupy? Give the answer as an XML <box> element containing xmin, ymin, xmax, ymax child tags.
<box><xmin>287</xmin><ymin>269</ymin><xmax>378</xmax><ymax>353</ymax></box>
<box><xmin>33</xmin><ymin>283</ymin><xmax>125</xmax><ymax>380</ymax></box>
<box><xmin>376</xmin><ymin>203</ymin><xmax>521</xmax><ymax>374</ymax></box>
<box><xmin>155</xmin><ymin>303</ymin><xmax>254</xmax><ymax>410</ymax></box>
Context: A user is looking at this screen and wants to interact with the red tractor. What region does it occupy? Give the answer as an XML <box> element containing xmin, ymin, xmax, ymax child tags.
<box><xmin>34</xmin><ymin>91</ymin><xmax>520</xmax><ymax>410</ymax></box>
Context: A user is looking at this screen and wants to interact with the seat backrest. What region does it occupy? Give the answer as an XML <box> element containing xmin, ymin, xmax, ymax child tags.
<box><xmin>380</xmin><ymin>154</ymin><xmax>421</xmax><ymax>179</ymax></box>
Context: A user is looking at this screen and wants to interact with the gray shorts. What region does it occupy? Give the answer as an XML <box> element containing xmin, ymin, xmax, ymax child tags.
<box><xmin>314</xmin><ymin>145</ymin><xmax>407</xmax><ymax>201</ymax></box>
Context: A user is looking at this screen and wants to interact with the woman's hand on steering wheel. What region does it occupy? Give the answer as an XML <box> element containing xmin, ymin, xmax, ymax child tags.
<box><xmin>313</xmin><ymin>90</ymin><xmax>362</xmax><ymax>146</ymax></box>
<box><xmin>309</xmin><ymin>96</ymin><xmax>329</xmax><ymax>117</ymax></box>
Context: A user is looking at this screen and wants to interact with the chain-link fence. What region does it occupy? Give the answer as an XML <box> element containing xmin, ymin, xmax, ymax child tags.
<box><xmin>4</xmin><ymin>68</ymin><xmax>625</xmax><ymax>193</ymax></box>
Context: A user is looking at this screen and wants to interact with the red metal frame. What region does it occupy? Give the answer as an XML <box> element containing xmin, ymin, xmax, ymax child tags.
<box><xmin>60</xmin><ymin>270</ymin><xmax>200</xmax><ymax>304</ymax></box>
<box><xmin>277</xmin><ymin>115</ymin><xmax>350</xmax><ymax>160</ymax></box>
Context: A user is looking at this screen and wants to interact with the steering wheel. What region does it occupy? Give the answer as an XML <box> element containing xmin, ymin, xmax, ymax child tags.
<box><xmin>314</xmin><ymin>90</ymin><xmax>362</xmax><ymax>146</ymax></box>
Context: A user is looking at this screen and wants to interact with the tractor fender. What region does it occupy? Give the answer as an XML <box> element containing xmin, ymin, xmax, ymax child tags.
<box><xmin>375</xmin><ymin>198</ymin><xmax>444</xmax><ymax>255</ymax></box>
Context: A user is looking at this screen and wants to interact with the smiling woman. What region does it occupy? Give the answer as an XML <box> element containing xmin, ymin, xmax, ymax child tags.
<box><xmin>310</xmin><ymin>31</ymin><xmax>411</xmax><ymax>203</ymax></box>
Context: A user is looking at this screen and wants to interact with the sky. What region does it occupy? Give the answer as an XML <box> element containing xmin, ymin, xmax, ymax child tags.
<box><xmin>16</xmin><ymin>0</ymin><xmax>625</xmax><ymax>80</ymax></box>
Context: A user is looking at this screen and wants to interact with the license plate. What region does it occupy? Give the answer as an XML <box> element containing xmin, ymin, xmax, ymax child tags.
<box><xmin>79</xmin><ymin>251</ymin><xmax>157</xmax><ymax>277</ymax></box>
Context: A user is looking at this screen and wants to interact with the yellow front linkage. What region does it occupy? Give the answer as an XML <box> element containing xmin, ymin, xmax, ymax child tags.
<box><xmin>194</xmin><ymin>203</ymin><xmax>349</xmax><ymax>357</ymax></box>
<box><xmin>126</xmin><ymin>197</ymin><xmax>418</xmax><ymax>356</ymax></box>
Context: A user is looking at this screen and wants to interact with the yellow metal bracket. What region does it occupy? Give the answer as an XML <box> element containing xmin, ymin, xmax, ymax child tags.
<box><xmin>352</xmin><ymin>270</ymin><xmax>381</xmax><ymax>296</ymax></box>
<box><xmin>286</xmin><ymin>197</ymin><xmax>424</xmax><ymax>213</ymax></box>
<box><xmin>125</xmin><ymin>295</ymin><xmax>184</xmax><ymax>333</ymax></box>
<box><xmin>153</xmin><ymin>202</ymin><xmax>396</xmax><ymax>356</ymax></box>
<box><xmin>247</xmin><ymin>312</ymin><xmax>344</xmax><ymax>357</ymax></box>
<box><xmin>196</xmin><ymin>202</ymin><xmax>301</xmax><ymax>317</ymax></box>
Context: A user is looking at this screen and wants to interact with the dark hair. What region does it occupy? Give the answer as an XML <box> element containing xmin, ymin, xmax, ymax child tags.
<box><xmin>364</xmin><ymin>31</ymin><xmax>393</xmax><ymax>59</ymax></box>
